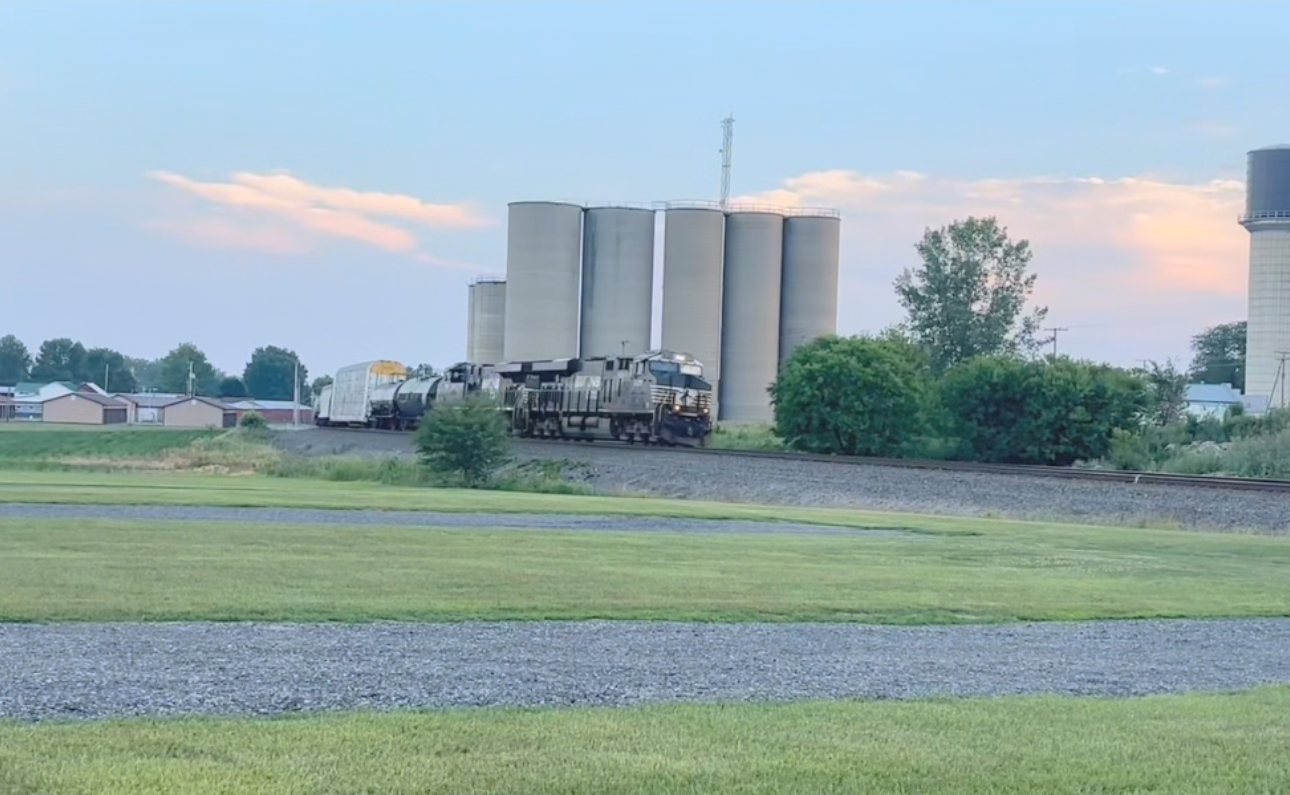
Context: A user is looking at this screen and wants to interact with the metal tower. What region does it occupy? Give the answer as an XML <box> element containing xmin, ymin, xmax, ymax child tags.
<box><xmin>719</xmin><ymin>115</ymin><xmax>734</xmax><ymax>209</ymax></box>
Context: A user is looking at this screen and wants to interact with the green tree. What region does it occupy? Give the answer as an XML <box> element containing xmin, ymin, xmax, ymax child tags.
<box><xmin>413</xmin><ymin>394</ymin><xmax>510</xmax><ymax>487</ymax></box>
<box><xmin>311</xmin><ymin>375</ymin><xmax>333</xmax><ymax>399</ymax></box>
<box><xmin>1132</xmin><ymin>358</ymin><xmax>1189</xmax><ymax>426</ymax></box>
<box><xmin>894</xmin><ymin>216</ymin><xmax>1049</xmax><ymax>373</ymax></box>
<box><xmin>218</xmin><ymin>376</ymin><xmax>249</xmax><ymax>398</ymax></box>
<box><xmin>158</xmin><ymin>342</ymin><xmax>220</xmax><ymax>396</ymax></box>
<box><xmin>82</xmin><ymin>347</ymin><xmax>139</xmax><ymax>393</ymax></box>
<box><xmin>242</xmin><ymin>345</ymin><xmax>308</xmax><ymax>401</ymax></box>
<box><xmin>30</xmin><ymin>338</ymin><xmax>88</xmax><ymax>383</ymax></box>
<box><xmin>768</xmin><ymin>334</ymin><xmax>937</xmax><ymax>457</ymax></box>
<box><xmin>940</xmin><ymin>355</ymin><xmax>1148</xmax><ymax>465</ymax></box>
<box><xmin>125</xmin><ymin>356</ymin><xmax>164</xmax><ymax>391</ymax></box>
<box><xmin>0</xmin><ymin>335</ymin><xmax>32</xmax><ymax>385</ymax></box>
<box><xmin>410</xmin><ymin>363</ymin><xmax>438</xmax><ymax>379</ymax></box>
<box><xmin>1188</xmin><ymin>321</ymin><xmax>1245</xmax><ymax>393</ymax></box>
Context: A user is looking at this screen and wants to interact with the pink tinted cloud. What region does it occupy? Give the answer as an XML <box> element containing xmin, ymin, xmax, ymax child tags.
<box><xmin>734</xmin><ymin>169</ymin><xmax>1248</xmax><ymax>305</ymax></box>
<box><xmin>146</xmin><ymin>169</ymin><xmax>490</xmax><ymax>264</ymax></box>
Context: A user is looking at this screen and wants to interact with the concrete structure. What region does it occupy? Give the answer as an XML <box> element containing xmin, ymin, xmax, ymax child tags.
<box><xmin>778</xmin><ymin>212</ymin><xmax>842</xmax><ymax>369</ymax></box>
<box><xmin>41</xmin><ymin>391</ymin><xmax>128</xmax><ymax>425</ymax></box>
<box><xmin>472</xmin><ymin>277</ymin><xmax>506</xmax><ymax>364</ymax></box>
<box><xmin>503</xmin><ymin>201</ymin><xmax>584</xmax><ymax>361</ymax></box>
<box><xmin>579</xmin><ymin>206</ymin><xmax>655</xmax><ymax>359</ymax></box>
<box><xmin>1241</xmin><ymin>145</ymin><xmax>1290</xmax><ymax>408</ymax></box>
<box><xmin>160</xmin><ymin>395</ymin><xmax>236</xmax><ymax>428</ymax></box>
<box><xmin>465</xmin><ymin>280</ymin><xmax>477</xmax><ymax>363</ymax></box>
<box><xmin>660</xmin><ymin>204</ymin><xmax>727</xmax><ymax>407</ymax></box>
<box><xmin>719</xmin><ymin>210</ymin><xmax>785</xmax><ymax>423</ymax></box>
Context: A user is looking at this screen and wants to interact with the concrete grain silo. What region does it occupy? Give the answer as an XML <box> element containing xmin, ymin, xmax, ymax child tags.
<box><xmin>1241</xmin><ymin>145</ymin><xmax>1290</xmax><ymax>408</ymax></box>
<box><xmin>719</xmin><ymin>209</ymin><xmax>784</xmax><ymax>423</ymax></box>
<box><xmin>580</xmin><ymin>205</ymin><xmax>655</xmax><ymax>358</ymax></box>
<box><xmin>503</xmin><ymin>201</ymin><xmax>584</xmax><ymax>362</ymax></box>
<box><xmin>465</xmin><ymin>282</ymin><xmax>478</xmax><ymax>363</ymax></box>
<box><xmin>660</xmin><ymin>203</ymin><xmax>727</xmax><ymax>400</ymax></box>
<box><xmin>472</xmin><ymin>277</ymin><xmax>506</xmax><ymax>365</ymax></box>
<box><xmin>778</xmin><ymin>211</ymin><xmax>842</xmax><ymax>369</ymax></box>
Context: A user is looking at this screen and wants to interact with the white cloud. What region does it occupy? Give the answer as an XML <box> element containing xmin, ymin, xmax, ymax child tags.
<box><xmin>146</xmin><ymin>169</ymin><xmax>493</xmax><ymax>269</ymax></box>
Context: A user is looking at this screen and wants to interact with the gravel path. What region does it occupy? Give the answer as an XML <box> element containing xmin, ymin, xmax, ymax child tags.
<box><xmin>3</xmin><ymin>619</ymin><xmax>1289</xmax><ymax>721</ymax></box>
<box><xmin>0</xmin><ymin>503</ymin><xmax>903</xmax><ymax>537</ymax></box>
<box><xmin>269</xmin><ymin>428</ymin><xmax>1290</xmax><ymax>534</ymax></box>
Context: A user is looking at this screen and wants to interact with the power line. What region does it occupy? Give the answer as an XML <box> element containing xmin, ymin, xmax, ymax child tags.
<box><xmin>1044</xmin><ymin>326</ymin><xmax>1069</xmax><ymax>359</ymax></box>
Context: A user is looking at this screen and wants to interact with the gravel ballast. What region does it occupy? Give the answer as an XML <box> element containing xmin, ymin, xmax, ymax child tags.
<box><xmin>3</xmin><ymin>619</ymin><xmax>1289</xmax><ymax>721</ymax></box>
<box><xmin>0</xmin><ymin>503</ymin><xmax>899</xmax><ymax>536</ymax></box>
<box><xmin>268</xmin><ymin>428</ymin><xmax>1290</xmax><ymax>534</ymax></box>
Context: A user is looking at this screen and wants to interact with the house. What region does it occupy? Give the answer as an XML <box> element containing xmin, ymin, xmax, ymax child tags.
<box><xmin>1184</xmin><ymin>383</ymin><xmax>1244</xmax><ymax>420</ymax></box>
<box><xmin>159</xmin><ymin>395</ymin><xmax>237</xmax><ymax>429</ymax></box>
<box><xmin>113</xmin><ymin>392</ymin><xmax>189</xmax><ymax>424</ymax></box>
<box><xmin>40</xmin><ymin>391</ymin><xmax>130</xmax><ymax>425</ymax></box>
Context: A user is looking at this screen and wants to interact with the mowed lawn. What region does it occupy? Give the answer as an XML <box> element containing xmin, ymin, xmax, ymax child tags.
<box><xmin>2</xmin><ymin>485</ymin><xmax>1288</xmax><ymax>623</ymax></box>
<box><xmin>3</xmin><ymin>687</ymin><xmax>1289</xmax><ymax>794</ymax></box>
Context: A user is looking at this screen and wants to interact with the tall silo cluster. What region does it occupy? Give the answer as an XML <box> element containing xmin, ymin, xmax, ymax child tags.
<box><xmin>474</xmin><ymin>198</ymin><xmax>840</xmax><ymax>425</ymax></box>
<box><xmin>659</xmin><ymin>202</ymin><xmax>841</xmax><ymax>423</ymax></box>
<box><xmin>1240</xmin><ymin>145</ymin><xmax>1290</xmax><ymax>407</ymax></box>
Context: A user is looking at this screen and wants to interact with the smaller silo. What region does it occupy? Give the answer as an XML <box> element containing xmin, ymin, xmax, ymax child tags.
<box><xmin>580</xmin><ymin>204</ymin><xmax>656</xmax><ymax>358</ymax></box>
<box><xmin>473</xmin><ymin>278</ymin><xmax>507</xmax><ymax>364</ymax></box>
<box><xmin>778</xmin><ymin>210</ymin><xmax>842</xmax><ymax>369</ymax></box>
<box><xmin>1240</xmin><ymin>145</ymin><xmax>1290</xmax><ymax>404</ymax></box>
<box><xmin>719</xmin><ymin>209</ymin><xmax>785</xmax><ymax>424</ymax></box>
<box><xmin>465</xmin><ymin>282</ymin><xmax>478</xmax><ymax>363</ymax></box>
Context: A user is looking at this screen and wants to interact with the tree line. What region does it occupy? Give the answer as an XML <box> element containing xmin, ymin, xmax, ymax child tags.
<box><xmin>0</xmin><ymin>336</ymin><xmax>318</xmax><ymax>404</ymax></box>
<box><xmin>769</xmin><ymin>215</ymin><xmax>1253</xmax><ymax>466</ymax></box>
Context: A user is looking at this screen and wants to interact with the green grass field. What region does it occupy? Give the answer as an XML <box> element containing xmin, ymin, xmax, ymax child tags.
<box><xmin>3</xmin><ymin>501</ymin><xmax>1288</xmax><ymax>623</ymax></box>
<box><xmin>0</xmin><ymin>425</ymin><xmax>221</xmax><ymax>463</ymax></box>
<box><xmin>3</xmin><ymin>687</ymin><xmax>1289</xmax><ymax>794</ymax></box>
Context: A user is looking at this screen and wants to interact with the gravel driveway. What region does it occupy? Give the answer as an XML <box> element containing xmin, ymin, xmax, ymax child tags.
<box><xmin>3</xmin><ymin>618</ymin><xmax>1289</xmax><ymax>721</ymax></box>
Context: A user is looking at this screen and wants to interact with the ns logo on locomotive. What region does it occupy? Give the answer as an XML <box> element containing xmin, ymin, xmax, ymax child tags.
<box><xmin>314</xmin><ymin>350</ymin><xmax>715</xmax><ymax>447</ymax></box>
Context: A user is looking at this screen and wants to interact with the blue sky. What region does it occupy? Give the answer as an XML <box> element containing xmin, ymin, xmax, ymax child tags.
<box><xmin>1</xmin><ymin>0</ymin><xmax>1285</xmax><ymax>383</ymax></box>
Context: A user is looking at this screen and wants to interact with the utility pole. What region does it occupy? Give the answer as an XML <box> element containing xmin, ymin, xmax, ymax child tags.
<box><xmin>719</xmin><ymin>115</ymin><xmax>734</xmax><ymax>210</ymax></box>
<box><xmin>1044</xmin><ymin>327</ymin><xmax>1069</xmax><ymax>360</ymax></box>
<box><xmin>1275</xmin><ymin>351</ymin><xmax>1290</xmax><ymax>409</ymax></box>
<box><xmin>187</xmin><ymin>361</ymin><xmax>195</xmax><ymax>397</ymax></box>
<box><xmin>292</xmin><ymin>356</ymin><xmax>300</xmax><ymax>427</ymax></box>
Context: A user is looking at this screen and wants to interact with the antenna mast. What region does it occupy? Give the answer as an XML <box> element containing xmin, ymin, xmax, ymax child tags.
<box><xmin>719</xmin><ymin>115</ymin><xmax>734</xmax><ymax>209</ymax></box>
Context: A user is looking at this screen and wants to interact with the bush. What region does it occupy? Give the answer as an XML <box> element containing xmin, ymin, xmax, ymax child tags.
<box><xmin>940</xmin><ymin>355</ymin><xmax>1148</xmax><ymax>465</ymax></box>
<box><xmin>238</xmin><ymin>411</ymin><xmax>268</xmax><ymax>430</ymax></box>
<box><xmin>769</xmin><ymin>335</ymin><xmax>937</xmax><ymax>457</ymax></box>
<box><xmin>412</xmin><ymin>395</ymin><xmax>510</xmax><ymax>487</ymax></box>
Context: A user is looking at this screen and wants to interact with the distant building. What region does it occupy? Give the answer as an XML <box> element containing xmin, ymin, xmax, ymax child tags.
<box><xmin>113</xmin><ymin>392</ymin><xmax>189</xmax><ymax>424</ymax></box>
<box><xmin>158</xmin><ymin>395</ymin><xmax>237</xmax><ymax>429</ymax></box>
<box><xmin>226</xmin><ymin>399</ymin><xmax>313</xmax><ymax>425</ymax></box>
<box><xmin>41</xmin><ymin>391</ymin><xmax>129</xmax><ymax>425</ymax></box>
<box><xmin>1184</xmin><ymin>383</ymin><xmax>1245</xmax><ymax>420</ymax></box>
<box><xmin>0</xmin><ymin>394</ymin><xmax>13</xmax><ymax>421</ymax></box>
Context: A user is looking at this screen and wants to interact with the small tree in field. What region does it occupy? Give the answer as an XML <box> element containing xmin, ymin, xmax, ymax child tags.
<box><xmin>413</xmin><ymin>394</ymin><xmax>510</xmax><ymax>487</ymax></box>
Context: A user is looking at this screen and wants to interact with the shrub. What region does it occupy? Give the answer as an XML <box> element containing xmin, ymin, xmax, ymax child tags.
<box><xmin>412</xmin><ymin>394</ymin><xmax>510</xmax><ymax>487</ymax></box>
<box><xmin>769</xmin><ymin>335</ymin><xmax>937</xmax><ymax>457</ymax></box>
<box><xmin>238</xmin><ymin>410</ymin><xmax>268</xmax><ymax>430</ymax></box>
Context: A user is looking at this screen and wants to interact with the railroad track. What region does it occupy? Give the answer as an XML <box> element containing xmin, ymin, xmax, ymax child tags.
<box><xmin>302</xmin><ymin>426</ymin><xmax>1290</xmax><ymax>494</ymax></box>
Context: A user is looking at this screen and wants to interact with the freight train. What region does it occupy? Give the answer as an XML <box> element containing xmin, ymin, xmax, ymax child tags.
<box><xmin>314</xmin><ymin>349</ymin><xmax>715</xmax><ymax>446</ymax></box>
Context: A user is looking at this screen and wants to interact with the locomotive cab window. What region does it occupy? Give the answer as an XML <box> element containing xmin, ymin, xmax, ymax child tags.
<box><xmin>648</xmin><ymin>361</ymin><xmax>710</xmax><ymax>391</ymax></box>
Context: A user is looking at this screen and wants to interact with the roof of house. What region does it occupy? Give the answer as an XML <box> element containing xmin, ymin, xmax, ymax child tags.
<box><xmin>45</xmin><ymin>391</ymin><xmax>127</xmax><ymax>408</ymax></box>
<box><xmin>113</xmin><ymin>392</ymin><xmax>189</xmax><ymax>404</ymax></box>
<box><xmin>1185</xmin><ymin>383</ymin><xmax>1243</xmax><ymax>404</ymax></box>
<box><xmin>158</xmin><ymin>395</ymin><xmax>234</xmax><ymax>411</ymax></box>
<box><xmin>248</xmin><ymin>400</ymin><xmax>310</xmax><ymax>411</ymax></box>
